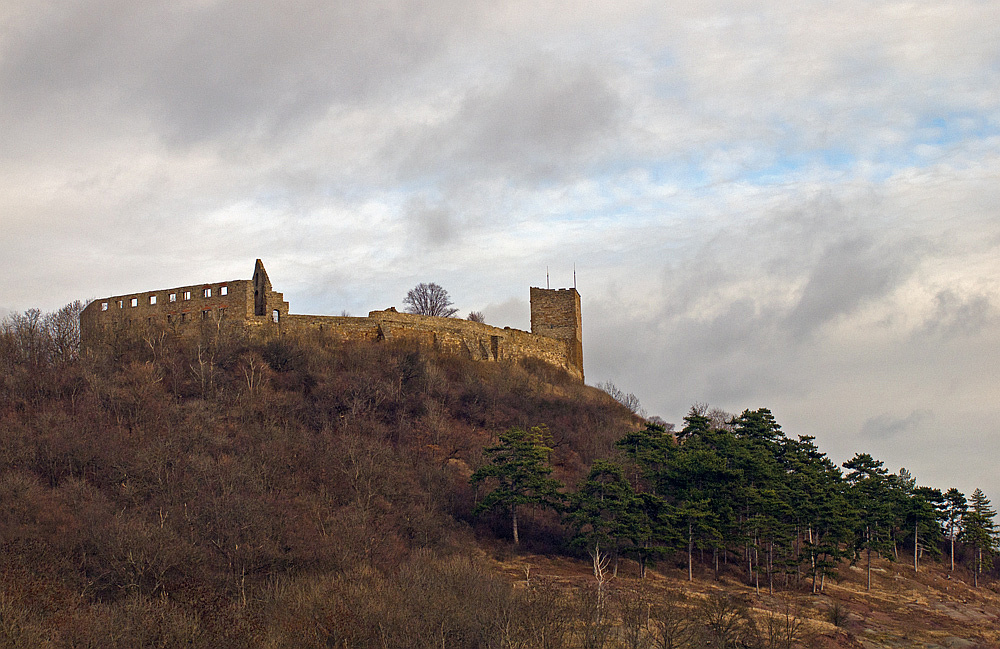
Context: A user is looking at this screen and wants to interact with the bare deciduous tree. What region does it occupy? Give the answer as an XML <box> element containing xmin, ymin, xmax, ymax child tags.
<box><xmin>467</xmin><ymin>311</ymin><xmax>485</xmax><ymax>323</ymax></box>
<box><xmin>403</xmin><ymin>283</ymin><xmax>458</xmax><ymax>318</ymax></box>
<box><xmin>597</xmin><ymin>381</ymin><xmax>644</xmax><ymax>417</ymax></box>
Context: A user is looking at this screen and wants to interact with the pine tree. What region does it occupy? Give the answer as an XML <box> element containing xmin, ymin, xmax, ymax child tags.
<box><xmin>782</xmin><ymin>435</ymin><xmax>851</xmax><ymax>593</ymax></box>
<box><xmin>905</xmin><ymin>486</ymin><xmax>945</xmax><ymax>573</ymax></box>
<box><xmin>843</xmin><ymin>453</ymin><xmax>894</xmax><ymax>590</ymax></box>
<box><xmin>470</xmin><ymin>426</ymin><xmax>563</xmax><ymax>545</ymax></box>
<box><xmin>565</xmin><ymin>461</ymin><xmax>636</xmax><ymax>559</ymax></box>
<box><xmin>961</xmin><ymin>488</ymin><xmax>998</xmax><ymax>587</ymax></box>
<box><xmin>943</xmin><ymin>488</ymin><xmax>967</xmax><ymax>572</ymax></box>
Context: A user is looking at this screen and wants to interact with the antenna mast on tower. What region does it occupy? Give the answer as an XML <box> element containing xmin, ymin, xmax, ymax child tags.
<box><xmin>546</xmin><ymin>266</ymin><xmax>550</xmax><ymax>289</ymax></box>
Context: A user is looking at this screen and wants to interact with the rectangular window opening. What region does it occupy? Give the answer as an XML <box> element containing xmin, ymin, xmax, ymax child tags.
<box><xmin>220</xmin><ymin>286</ymin><xmax>228</xmax><ymax>296</ymax></box>
<box><xmin>202</xmin><ymin>310</ymin><xmax>210</xmax><ymax>320</ymax></box>
<box><xmin>183</xmin><ymin>291</ymin><xmax>191</xmax><ymax>301</ymax></box>
<box><xmin>203</xmin><ymin>288</ymin><xmax>211</xmax><ymax>298</ymax></box>
<box><xmin>169</xmin><ymin>293</ymin><xmax>176</xmax><ymax>302</ymax></box>
<box><xmin>149</xmin><ymin>295</ymin><xmax>157</xmax><ymax>305</ymax></box>
<box><xmin>101</xmin><ymin>302</ymin><xmax>108</xmax><ymax>311</ymax></box>
<box><xmin>180</xmin><ymin>313</ymin><xmax>187</xmax><ymax>323</ymax></box>
<box><xmin>118</xmin><ymin>300</ymin><xmax>124</xmax><ymax>309</ymax></box>
<box><xmin>130</xmin><ymin>298</ymin><xmax>138</xmax><ymax>307</ymax></box>
<box><xmin>272</xmin><ymin>309</ymin><xmax>280</xmax><ymax>323</ymax></box>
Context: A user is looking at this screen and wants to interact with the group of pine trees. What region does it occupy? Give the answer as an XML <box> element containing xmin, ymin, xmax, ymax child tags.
<box><xmin>472</xmin><ymin>409</ymin><xmax>999</xmax><ymax>591</ymax></box>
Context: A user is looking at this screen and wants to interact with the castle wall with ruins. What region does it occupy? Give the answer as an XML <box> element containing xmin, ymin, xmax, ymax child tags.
<box><xmin>80</xmin><ymin>260</ymin><xmax>584</xmax><ymax>381</ymax></box>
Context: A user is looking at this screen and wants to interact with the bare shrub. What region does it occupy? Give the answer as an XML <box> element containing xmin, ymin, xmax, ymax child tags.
<box><xmin>573</xmin><ymin>585</ymin><xmax>616</xmax><ymax>649</ymax></box>
<box><xmin>755</xmin><ymin>598</ymin><xmax>807</xmax><ymax>649</ymax></box>
<box><xmin>616</xmin><ymin>585</ymin><xmax>652</xmax><ymax>649</ymax></box>
<box><xmin>698</xmin><ymin>593</ymin><xmax>758</xmax><ymax>649</ymax></box>
<box><xmin>648</xmin><ymin>592</ymin><xmax>701</xmax><ymax>649</ymax></box>
<box><xmin>827</xmin><ymin>600</ymin><xmax>849</xmax><ymax>627</ymax></box>
<box><xmin>516</xmin><ymin>582</ymin><xmax>574</xmax><ymax>649</ymax></box>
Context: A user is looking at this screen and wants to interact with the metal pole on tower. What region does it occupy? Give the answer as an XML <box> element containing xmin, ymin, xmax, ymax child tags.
<box><xmin>546</xmin><ymin>266</ymin><xmax>550</xmax><ymax>289</ymax></box>
<box><xmin>574</xmin><ymin>264</ymin><xmax>577</xmax><ymax>289</ymax></box>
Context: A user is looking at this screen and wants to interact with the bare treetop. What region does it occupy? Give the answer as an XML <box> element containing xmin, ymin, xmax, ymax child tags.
<box><xmin>403</xmin><ymin>283</ymin><xmax>458</xmax><ymax>318</ymax></box>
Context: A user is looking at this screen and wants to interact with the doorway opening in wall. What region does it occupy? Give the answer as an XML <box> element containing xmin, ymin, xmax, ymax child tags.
<box><xmin>272</xmin><ymin>310</ymin><xmax>279</xmax><ymax>323</ymax></box>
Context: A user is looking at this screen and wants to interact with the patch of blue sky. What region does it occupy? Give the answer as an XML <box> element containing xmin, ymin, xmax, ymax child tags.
<box><xmin>853</xmin><ymin>113</ymin><xmax>1000</xmax><ymax>181</ymax></box>
<box><xmin>589</xmin><ymin>158</ymin><xmax>711</xmax><ymax>196</ymax></box>
<box><xmin>737</xmin><ymin>148</ymin><xmax>856</xmax><ymax>186</ymax></box>
<box><xmin>914</xmin><ymin>113</ymin><xmax>996</xmax><ymax>147</ymax></box>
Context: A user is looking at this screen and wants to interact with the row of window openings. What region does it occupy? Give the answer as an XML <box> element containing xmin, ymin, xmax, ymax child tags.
<box><xmin>165</xmin><ymin>308</ymin><xmax>227</xmax><ymax>323</ymax></box>
<box><xmin>101</xmin><ymin>286</ymin><xmax>228</xmax><ymax>311</ymax></box>
<box><xmin>157</xmin><ymin>308</ymin><xmax>276</xmax><ymax>324</ymax></box>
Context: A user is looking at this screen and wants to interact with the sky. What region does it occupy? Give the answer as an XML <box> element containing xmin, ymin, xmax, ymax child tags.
<box><xmin>2</xmin><ymin>0</ymin><xmax>999</xmax><ymax>498</ymax></box>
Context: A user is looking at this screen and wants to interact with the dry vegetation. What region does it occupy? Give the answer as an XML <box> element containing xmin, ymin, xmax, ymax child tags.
<box><xmin>1</xmin><ymin>310</ymin><xmax>998</xmax><ymax>648</ymax></box>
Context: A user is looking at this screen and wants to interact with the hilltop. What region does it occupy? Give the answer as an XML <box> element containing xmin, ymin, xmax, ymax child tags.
<box><xmin>1</xmin><ymin>307</ymin><xmax>998</xmax><ymax>648</ymax></box>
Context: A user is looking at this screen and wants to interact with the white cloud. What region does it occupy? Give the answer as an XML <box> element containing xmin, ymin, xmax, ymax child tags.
<box><xmin>2</xmin><ymin>0</ymin><xmax>999</xmax><ymax>496</ymax></box>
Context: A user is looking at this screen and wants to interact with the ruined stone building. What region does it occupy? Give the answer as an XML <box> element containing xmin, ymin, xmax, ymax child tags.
<box><xmin>80</xmin><ymin>260</ymin><xmax>584</xmax><ymax>381</ymax></box>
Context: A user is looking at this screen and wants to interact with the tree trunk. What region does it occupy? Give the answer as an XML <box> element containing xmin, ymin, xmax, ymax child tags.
<box><xmin>913</xmin><ymin>521</ymin><xmax>918</xmax><ymax>573</ymax></box>
<box><xmin>512</xmin><ymin>506</ymin><xmax>519</xmax><ymax>546</ymax></box>
<box><xmin>768</xmin><ymin>539</ymin><xmax>773</xmax><ymax>594</ymax></box>
<box><xmin>688</xmin><ymin>522</ymin><xmax>693</xmax><ymax>582</ymax></box>
<box><xmin>867</xmin><ymin>546</ymin><xmax>872</xmax><ymax>591</ymax></box>
<box><xmin>950</xmin><ymin>537</ymin><xmax>955</xmax><ymax>572</ymax></box>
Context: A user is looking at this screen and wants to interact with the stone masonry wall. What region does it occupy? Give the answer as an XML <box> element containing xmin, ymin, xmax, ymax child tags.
<box><xmin>529</xmin><ymin>287</ymin><xmax>583</xmax><ymax>380</ymax></box>
<box><xmin>281</xmin><ymin>310</ymin><xmax>582</xmax><ymax>380</ymax></box>
<box><xmin>80</xmin><ymin>278</ymin><xmax>254</xmax><ymax>342</ymax></box>
<box><xmin>81</xmin><ymin>261</ymin><xmax>585</xmax><ymax>381</ymax></box>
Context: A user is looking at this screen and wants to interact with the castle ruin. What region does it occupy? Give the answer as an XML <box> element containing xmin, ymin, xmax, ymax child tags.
<box><xmin>80</xmin><ymin>260</ymin><xmax>584</xmax><ymax>381</ymax></box>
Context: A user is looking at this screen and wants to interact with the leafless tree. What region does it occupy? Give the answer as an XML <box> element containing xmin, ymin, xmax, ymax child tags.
<box><xmin>597</xmin><ymin>381</ymin><xmax>645</xmax><ymax>417</ymax></box>
<box><xmin>403</xmin><ymin>283</ymin><xmax>458</xmax><ymax>318</ymax></box>
<box><xmin>467</xmin><ymin>311</ymin><xmax>485</xmax><ymax>323</ymax></box>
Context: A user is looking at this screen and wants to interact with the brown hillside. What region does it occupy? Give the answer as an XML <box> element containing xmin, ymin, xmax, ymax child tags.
<box><xmin>0</xmin><ymin>318</ymin><xmax>997</xmax><ymax>648</ymax></box>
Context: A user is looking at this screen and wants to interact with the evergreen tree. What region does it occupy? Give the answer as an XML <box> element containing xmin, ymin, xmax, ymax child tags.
<box><xmin>625</xmin><ymin>491</ymin><xmax>674</xmax><ymax>578</ymax></box>
<box><xmin>943</xmin><ymin>488</ymin><xmax>967</xmax><ymax>572</ymax></box>
<box><xmin>961</xmin><ymin>488</ymin><xmax>998</xmax><ymax>587</ymax></box>
<box><xmin>781</xmin><ymin>435</ymin><xmax>851</xmax><ymax>593</ymax></box>
<box><xmin>565</xmin><ymin>461</ymin><xmax>636</xmax><ymax>559</ymax></box>
<box><xmin>615</xmin><ymin>421</ymin><xmax>676</xmax><ymax>494</ymax></box>
<box><xmin>730</xmin><ymin>408</ymin><xmax>787</xmax><ymax>592</ymax></box>
<box><xmin>905</xmin><ymin>486</ymin><xmax>945</xmax><ymax>572</ymax></box>
<box><xmin>843</xmin><ymin>453</ymin><xmax>894</xmax><ymax>590</ymax></box>
<box><xmin>470</xmin><ymin>426</ymin><xmax>563</xmax><ymax>545</ymax></box>
<box><xmin>666</xmin><ymin>412</ymin><xmax>739</xmax><ymax>581</ymax></box>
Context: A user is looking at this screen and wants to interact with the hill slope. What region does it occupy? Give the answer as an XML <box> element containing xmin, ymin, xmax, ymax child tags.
<box><xmin>1</xmin><ymin>324</ymin><xmax>998</xmax><ymax>648</ymax></box>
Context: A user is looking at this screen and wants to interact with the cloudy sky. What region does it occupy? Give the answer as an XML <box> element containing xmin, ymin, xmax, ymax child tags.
<box><xmin>3</xmin><ymin>0</ymin><xmax>999</xmax><ymax>497</ymax></box>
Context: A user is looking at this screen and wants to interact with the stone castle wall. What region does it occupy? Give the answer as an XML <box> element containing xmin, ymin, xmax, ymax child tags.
<box><xmin>80</xmin><ymin>261</ymin><xmax>584</xmax><ymax>380</ymax></box>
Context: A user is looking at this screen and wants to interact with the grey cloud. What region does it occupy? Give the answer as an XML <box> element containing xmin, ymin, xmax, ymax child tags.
<box><xmin>481</xmin><ymin>298</ymin><xmax>530</xmax><ymax>332</ymax></box>
<box><xmin>405</xmin><ymin>197</ymin><xmax>456</xmax><ymax>246</ymax></box>
<box><xmin>785</xmin><ymin>234</ymin><xmax>921</xmax><ymax>339</ymax></box>
<box><xmin>395</xmin><ymin>59</ymin><xmax>626</xmax><ymax>183</ymax></box>
<box><xmin>860</xmin><ymin>410</ymin><xmax>935</xmax><ymax>441</ymax></box>
<box><xmin>920</xmin><ymin>290</ymin><xmax>997</xmax><ymax>339</ymax></box>
<box><xmin>0</xmin><ymin>0</ymin><xmax>471</xmax><ymax>146</ymax></box>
